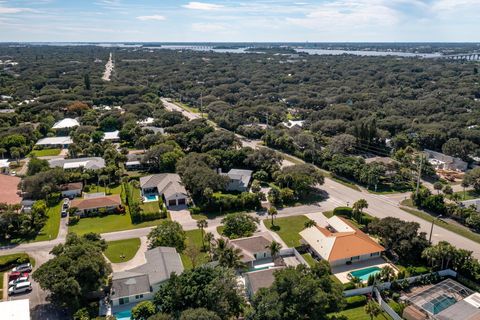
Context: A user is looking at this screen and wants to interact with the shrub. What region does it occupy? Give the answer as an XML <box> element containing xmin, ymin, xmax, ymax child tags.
<box><xmin>333</xmin><ymin>206</ymin><xmax>353</xmax><ymax>217</ymax></box>
<box><xmin>344</xmin><ymin>295</ymin><xmax>367</xmax><ymax>309</ymax></box>
<box><xmin>68</xmin><ymin>215</ymin><xmax>80</xmax><ymax>225</ymax></box>
<box><xmin>189</xmin><ymin>206</ymin><xmax>201</xmax><ymax>215</ymax></box>
<box><xmin>343</xmin><ymin>282</ymin><xmax>356</xmax><ymax>290</ymax></box>
<box><xmin>0</xmin><ymin>254</ymin><xmax>33</xmax><ymax>272</ymax></box>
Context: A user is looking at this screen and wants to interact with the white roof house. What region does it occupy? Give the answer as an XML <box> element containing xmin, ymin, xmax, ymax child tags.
<box><xmin>282</xmin><ymin>120</ymin><xmax>305</xmax><ymax>129</ymax></box>
<box><xmin>0</xmin><ymin>299</ymin><xmax>30</xmax><ymax>320</ymax></box>
<box><xmin>137</xmin><ymin>117</ymin><xmax>155</xmax><ymax>126</ymax></box>
<box><xmin>102</xmin><ymin>130</ymin><xmax>120</xmax><ymax>141</ymax></box>
<box><xmin>35</xmin><ymin>136</ymin><xmax>73</xmax><ymax>146</ymax></box>
<box><xmin>52</xmin><ymin>118</ymin><xmax>80</xmax><ymax>129</ymax></box>
<box><xmin>49</xmin><ymin>157</ymin><xmax>105</xmax><ymax>170</ymax></box>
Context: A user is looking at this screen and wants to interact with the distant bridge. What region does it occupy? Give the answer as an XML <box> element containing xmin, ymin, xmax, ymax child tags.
<box><xmin>441</xmin><ymin>53</ymin><xmax>480</xmax><ymax>61</ymax></box>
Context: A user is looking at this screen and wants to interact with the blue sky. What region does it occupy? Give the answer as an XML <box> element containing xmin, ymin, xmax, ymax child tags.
<box><xmin>0</xmin><ymin>0</ymin><xmax>479</xmax><ymax>42</ymax></box>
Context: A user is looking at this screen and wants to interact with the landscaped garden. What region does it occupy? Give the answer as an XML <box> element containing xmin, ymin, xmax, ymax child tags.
<box><xmin>104</xmin><ymin>238</ymin><xmax>141</xmax><ymax>263</ymax></box>
<box><xmin>265</xmin><ymin>215</ymin><xmax>310</xmax><ymax>247</ymax></box>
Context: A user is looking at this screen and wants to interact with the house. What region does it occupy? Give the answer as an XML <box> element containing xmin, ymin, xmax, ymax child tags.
<box><xmin>461</xmin><ymin>198</ymin><xmax>480</xmax><ymax>212</ymax></box>
<box><xmin>229</xmin><ymin>233</ymin><xmax>274</xmax><ymax>269</ymax></box>
<box><xmin>137</xmin><ymin>117</ymin><xmax>155</xmax><ymax>127</ymax></box>
<box><xmin>0</xmin><ymin>159</ymin><xmax>10</xmax><ymax>174</ymax></box>
<box><xmin>140</xmin><ymin>173</ymin><xmax>189</xmax><ymax>207</ymax></box>
<box><xmin>110</xmin><ymin>247</ymin><xmax>183</xmax><ymax>307</ymax></box>
<box><xmin>424</xmin><ymin>149</ymin><xmax>468</xmax><ymax>172</ymax></box>
<box><xmin>282</xmin><ymin>120</ymin><xmax>305</xmax><ymax>129</ymax></box>
<box><xmin>244</xmin><ymin>267</ymin><xmax>283</xmax><ymax>298</ymax></box>
<box><xmin>48</xmin><ymin>157</ymin><xmax>105</xmax><ymax>170</ymax></box>
<box><xmin>0</xmin><ymin>299</ymin><xmax>30</xmax><ymax>320</ymax></box>
<box><xmin>52</xmin><ymin>118</ymin><xmax>80</xmax><ymax>130</ymax></box>
<box><xmin>125</xmin><ymin>154</ymin><xmax>144</xmax><ymax>171</ymax></box>
<box><xmin>35</xmin><ymin>136</ymin><xmax>73</xmax><ymax>148</ymax></box>
<box><xmin>71</xmin><ymin>194</ymin><xmax>122</xmax><ymax>216</ymax></box>
<box><xmin>102</xmin><ymin>130</ymin><xmax>120</xmax><ymax>142</ymax></box>
<box><xmin>60</xmin><ymin>182</ymin><xmax>83</xmax><ymax>198</ymax></box>
<box><xmin>221</xmin><ymin>169</ymin><xmax>253</xmax><ymax>192</ymax></box>
<box><xmin>300</xmin><ymin>216</ymin><xmax>384</xmax><ymax>267</ymax></box>
<box><xmin>0</xmin><ymin>174</ymin><xmax>22</xmax><ymax>206</ymax></box>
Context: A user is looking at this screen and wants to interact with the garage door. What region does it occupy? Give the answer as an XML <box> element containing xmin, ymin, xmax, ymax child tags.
<box><xmin>168</xmin><ymin>199</ymin><xmax>177</xmax><ymax>206</ymax></box>
<box><xmin>178</xmin><ymin>198</ymin><xmax>186</xmax><ymax>205</ymax></box>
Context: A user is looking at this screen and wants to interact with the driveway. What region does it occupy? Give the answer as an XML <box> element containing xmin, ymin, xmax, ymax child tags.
<box><xmin>169</xmin><ymin>207</ymin><xmax>196</xmax><ymax>225</ymax></box>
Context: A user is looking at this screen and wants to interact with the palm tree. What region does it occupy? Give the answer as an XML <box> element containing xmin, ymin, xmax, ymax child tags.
<box><xmin>461</xmin><ymin>179</ymin><xmax>470</xmax><ymax>200</ymax></box>
<box><xmin>213</xmin><ymin>238</ymin><xmax>246</xmax><ymax>270</ymax></box>
<box><xmin>99</xmin><ymin>175</ymin><xmax>109</xmax><ymax>194</ymax></box>
<box><xmin>0</xmin><ymin>147</ymin><xmax>6</xmax><ymax>159</ymax></box>
<box><xmin>268</xmin><ymin>206</ymin><xmax>278</xmax><ymax>227</ymax></box>
<box><xmin>304</xmin><ymin>219</ymin><xmax>317</xmax><ymax>229</ymax></box>
<box><xmin>379</xmin><ymin>265</ymin><xmax>395</xmax><ymax>282</ymax></box>
<box><xmin>266</xmin><ymin>240</ymin><xmax>282</xmax><ymax>261</ymax></box>
<box><xmin>364</xmin><ymin>300</ymin><xmax>381</xmax><ymax>320</ymax></box>
<box><xmin>204</xmin><ymin>232</ymin><xmax>215</xmax><ymax>258</ymax></box>
<box><xmin>197</xmin><ymin>219</ymin><xmax>208</xmax><ymax>249</ymax></box>
<box><xmin>352</xmin><ymin>199</ymin><xmax>368</xmax><ymax>223</ymax></box>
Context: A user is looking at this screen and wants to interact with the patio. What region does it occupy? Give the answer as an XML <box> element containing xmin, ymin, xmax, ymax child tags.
<box><xmin>331</xmin><ymin>257</ymin><xmax>397</xmax><ymax>284</ymax></box>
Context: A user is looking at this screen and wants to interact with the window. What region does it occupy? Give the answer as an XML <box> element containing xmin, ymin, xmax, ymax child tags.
<box><xmin>370</xmin><ymin>252</ymin><xmax>380</xmax><ymax>257</ymax></box>
<box><xmin>351</xmin><ymin>256</ymin><xmax>360</xmax><ymax>261</ymax></box>
<box><xmin>254</xmin><ymin>253</ymin><xmax>257</xmax><ymax>259</ymax></box>
<box><xmin>119</xmin><ymin>297</ymin><xmax>130</xmax><ymax>305</ymax></box>
<box><xmin>264</xmin><ymin>252</ymin><xmax>267</xmax><ymax>258</ymax></box>
<box><xmin>135</xmin><ymin>294</ymin><xmax>144</xmax><ymax>299</ymax></box>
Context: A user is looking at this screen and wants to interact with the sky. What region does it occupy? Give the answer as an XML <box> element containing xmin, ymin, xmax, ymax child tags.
<box><xmin>0</xmin><ymin>0</ymin><xmax>479</xmax><ymax>42</ymax></box>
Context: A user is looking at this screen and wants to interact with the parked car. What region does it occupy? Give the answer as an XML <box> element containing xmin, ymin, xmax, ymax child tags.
<box><xmin>8</xmin><ymin>281</ymin><xmax>32</xmax><ymax>295</ymax></box>
<box><xmin>11</xmin><ymin>263</ymin><xmax>32</xmax><ymax>273</ymax></box>
<box><xmin>61</xmin><ymin>208</ymin><xmax>68</xmax><ymax>217</ymax></box>
<box><xmin>8</xmin><ymin>275</ymin><xmax>29</xmax><ymax>287</ymax></box>
<box><xmin>62</xmin><ymin>198</ymin><xmax>70</xmax><ymax>209</ymax></box>
<box><xmin>8</xmin><ymin>271</ymin><xmax>29</xmax><ymax>281</ymax></box>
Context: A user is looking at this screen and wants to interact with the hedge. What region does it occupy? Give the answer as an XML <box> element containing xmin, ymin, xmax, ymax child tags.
<box><xmin>333</xmin><ymin>206</ymin><xmax>353</xmax><ymax>217</ymax></box>
<box><xmin>344</xmin><ymin>295</ymin><xmax>367</xmax><ymax>309</ymax></box>
<box><xmin>0</xmin><ymin>253</ymin><xmax>34</xmax><ymax>272</ymax></box>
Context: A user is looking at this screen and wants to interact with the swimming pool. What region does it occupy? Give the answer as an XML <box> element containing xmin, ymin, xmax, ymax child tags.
<box><xmin>349</xmin><ymin>266</ymin><xmax>381</xmax><ymax>281</ymax></box>
<box><xmin>144</xmin><ymin>194</ymin><xmax>158</xmax><ymax>202</ymax></box>
<box><xmin>114</xmin><ymin>309</ymin><xmax>132</xmax><ymax>320</ymax></box>
<box><xmin>422</xmin><ymin>295</ymin><xmax>457</xmax><ymax>314</ymax></box>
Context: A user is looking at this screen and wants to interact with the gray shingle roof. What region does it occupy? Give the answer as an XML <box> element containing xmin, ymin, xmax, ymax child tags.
<box><xmin>245</xmin><ymin>267</ymin><xmax>282</xmax><ymax>295</ymax></box>
<box><xmin>223</xmin><ymin>169</ymin><xmax>253</xmax><ymax>188</ymax></box>
<box><xmin>129</xmin><ymin>247</ymin><xmax>184</xmax><ymax>285</ymax></box>
<box><xmin>139</xmin><ymin>174</ymin><xmax>187</xmax><ymax>199</ymax></box>
<box><xmin>111</xmin><ymin>272</ymin><xmax>151</xmax><ymax>299</ymax></box>
<box><xmin>230</xmin><ymin>233</ymin><xmax>272</xmax><ymax>262</ymax></box>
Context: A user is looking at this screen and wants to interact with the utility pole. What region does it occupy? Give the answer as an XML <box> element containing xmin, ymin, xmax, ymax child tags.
<box><xmin>415</xmin><ymin>154</ymin><xmax>424</xmax><ymax>197</ymax></box>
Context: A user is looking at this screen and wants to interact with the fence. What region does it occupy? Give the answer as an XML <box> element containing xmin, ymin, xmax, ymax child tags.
<box><xmin>374</xmin><ymin>287</ymin><xmax>403</xmax><ymax>320</ymax></box>
<box><xmin>279</xmin><ymin>248</ymin><xmax>309</xmax><ymax>266</ymax></box>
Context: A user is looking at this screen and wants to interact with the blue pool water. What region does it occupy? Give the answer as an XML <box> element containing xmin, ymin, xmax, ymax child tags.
<box><xmin>422</xmin><ymin>295</ymin><xmax>457</xmax><ymax>314</ymax></box>
<box><xmin>144</xmin><ymin>194</ymin><xmax>157</xmax><ymax>202</ymax></box>
<box><xmin>349</xmin><ymin>266</ymin><xmax>381</xmax><ymax>281</ymax></box>
<box><xmin>114</xmin><ymin>309</ymin><xmax>132</xmax><ymax>320</ymax></box>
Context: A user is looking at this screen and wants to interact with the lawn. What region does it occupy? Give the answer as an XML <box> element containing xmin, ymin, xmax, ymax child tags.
<box><xmin>180</xmin><ymin>229</ymin><xmax>209</xmax><ymax>270</ymax></box>
<box><xmin>301</xmin><ymin>252</ymin><xmax>316</xmax><ymax>267</ymax></box>
<box><xmin>132</xmin><ymin>186</ymin><xmax>160</xmax><ymax>213</ymax></box>
<box><xmin>265</xmin><ymin>215</ymin><xmax>309</xmax><ymax>247</ymax></box>
<box><xmin>329</xmin><ymin>305</ymin><xmax>392</xmax><ymax>320</ymax></box>
<box><xmin>85</xmin><ymin>183</ymin><xmax>123</xmax><ymax>196</ymax></box>
<box><xmin>174</xmin><ymin>101</ymin><xmax>200</xmax><ymax>114</ymax></box>
<box><xmin>34</xmin><ymin>200</ymin><xmax>62</xmax><ymax>242</ymax></box>
<box><xmin>104</xmin><ymin>238</ymin><xmax>141</xmax><ymax>263</ymax></box>
<box><xmin>30</xmin><ymin>148</ymin><xmax>62</xmax><ymax>157</ymax></box>
<box><xmin>451</xmin><ymin>189</ymin><xmax>480</xmax><ymax>201</ymax></box>
<box><xmin>192</xmin><ymin>214</ymin><xmax>208</xmax><ymax>220</ymax></box>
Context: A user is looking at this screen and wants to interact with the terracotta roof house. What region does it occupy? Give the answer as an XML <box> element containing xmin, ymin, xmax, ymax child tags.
<box><xmin>229</xmin><ymin>233</ymin><xmax>274</xmax><ymax>268</ymax></box>
<box><xmin>71</xmin><ymin>194</ymin><xmax>122</xmax><ymax>216</ymax></box>
<box><xmin>221</xmin><ymin>169</ymin><xmax>253</xmax><ymax>192</ymax></box>
<box><xmin>140</xmin><ymin>173</ymin><xmax>188</xmax><ymax>208</ymax></box>
<box><xmin>300</xmin><ymin>216</ymin><xmax>384</xmax><ymax>267</ymax></box>
<box><xmin>0</xmin><ymin>174</ymin><xmax>22</xmax><ymax>206</ymax></box>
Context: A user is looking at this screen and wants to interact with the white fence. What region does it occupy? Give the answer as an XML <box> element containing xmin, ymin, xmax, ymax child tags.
<box><xmin>279</xmin><ymin>248</ymin><xmax>309</xmax><ymax>266</ymax></box>
<box><xmin>374</xmin><ymin>287</ymin><xmax>403</xmax><ymax>320</ymax></box>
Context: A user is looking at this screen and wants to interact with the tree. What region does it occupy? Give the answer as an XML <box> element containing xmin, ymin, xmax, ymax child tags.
<box><xmin>422</xmin><ymin>241</ymin><xmax>457</xmax><ymax>270</ymax></box>
<box><xmin>463</xmin><ymin>168</ymin><xmax>480</xmax><ymax>193</ymax></box>
<box><xmin>443</xmin><ymin>185</ymin><xmax>453</xmax><ymax>195</ymax></box>
<box><xmin>180</xmin><ymin>308</ymin><xmax>221</xmax><ymax>320</ymax></box>
<box><xmin>131</xmin><ymin>301</ymin><xmax>156</xmax><ymax>320</ymax></box>
<box><xmin>27</xmin><ymin>156</ymin><xmax>49</xmax><ymax>176</ymax></box>
<box><xmin>274</xmin><ymin>164</ymin><xmax>324</xmax><ymax>197</ymax></box>
<box><xmin>267</xmin><ymin>206</ymin><xmax>278</xmax><ymax>227</ymax></box>
<box><xmin>180</xmin><ymin>165</ymin><xmax>229</xmax><ymax>199</ymax></box>
<box><xmin>84</xmin><ymin>74</ymin><xmax>91</xmax><ymax>90</ymax></box>
<box><xmin>352</xmin><ymin>199</ymin><xmax>368</xmax><ymax>223</ymax></box>
<box><xmin>221</xmin><ymin>213</ymin><xmax>259</xmax><ymax>239</ymax></box>
<box><xmin>154</xmin><ymin>266</ymin><xmax>244</xmax><ymax>319</ymax></box>
<box><xmin>99</xmin><ymin>174</ymin><xmax>109</xmax><ymax>193</ymax></box>
<box><xmin>204</xmin><ymin>232</ymin><xmax>215</xmax><ymax>257</ymax></box>
<box><xmin>433</xmin><ymin>182</ymin><xmax>443</xmax><ymax>194</ymax></box>
<box><xmin>251</xmin><ymin>180</ymin><xmax>261</xmax><ymax>193</ymax></box>
<box><xmin>364</xmin><ymin>300</ymin><xmax>381</xmax><ymax>320</ymax></box>
<box><xmin>196</xmin><ymin>219</ymin><xmax>208</xmax><ymax>249</ymax></box>
<box><xmin>33</xmin><ymin>233</ymin><xmax>111</xmax><ymax>311</ymax></box>
<box><xmin>248</xmin><ymin>263</ymin><xmax>344</xmax><ymax>320</ymax></box>
<box><xmin>148</xmin><ymin>220</ymin><xmax>186</xmax><ymax>252</ymax></box>
<box><xmin>147</xmin><ymin>314</ymin><xmax>174</xmax><ymax>320</ymax></box>
<box><xmin>304</xmin><ymin>219</ymin><xmax>317</xmax><ymax>229</ymax></box>
<box><xmin>328</xmin><ymin>133</ymin><xmax>356</xmax><ymax>154</ymax></box>
<box><xmin>267</xmin><ymin>240</ymin><xmax>282</xmax><ymax>261</ymax></box>
<box><xmin>213</xmin><ymin>238</ymin><xmax>246</xmax><ymax>269</ymax></box>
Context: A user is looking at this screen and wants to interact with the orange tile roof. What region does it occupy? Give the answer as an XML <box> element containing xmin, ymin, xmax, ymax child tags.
<box><xmin>71</xmin><ymin>194</ymin><xmax>121</xmax><ymax>210</ymax></box>
<box><xmin>0</xmin><ymin>175</ymin><xmax>22</xmax><ymax>205</ymax></box>
<box><xmin>316</xmin><ymin>217</ymin><xmax>384</xmax><ymax>262</ymax></box>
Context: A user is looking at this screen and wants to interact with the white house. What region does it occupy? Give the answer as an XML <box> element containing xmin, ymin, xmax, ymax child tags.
<box><xmin>35</xmin><ymin>136</ymin><xmax>73</xmax><ymax>148</ymax></box>
<box><xmin>102</xmin><ymin>130</ymin><xmax>120</xmax><ymax>142</ymax></box>
<box><xmin>300</xmin><ymin>216</ymin><xmax>384</xmax><ymax>267</ymax></box>
<box><xmin>52</xmin><ymin>118</ymin><xmax>80</xmax><ymax>130</ymax></box>
<box><xmin>139</xmin><ymin>173</ymin><xmax>189</xmax><ymax>207</ymax></box>
<box><xmin>221</xmin><ymin>169</ymin><xmax>253</xmax><ymax>192</ymax></box>
<box><xmin>48</xmin><ymin>157</ymin><xmax>105</xmax><ymax>170</ymax></box>
<box><xmin>282</xmin><ymin>120</ymin><xmax>305</xmax><ymax>129</ymax></box>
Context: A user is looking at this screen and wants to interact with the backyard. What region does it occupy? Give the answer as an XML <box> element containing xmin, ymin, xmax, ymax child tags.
<box><xmin>328</xmin><ymin>305</ymin><xmax>392</xmax><ymax>320</ymax></box>
<box><xmin>180</xmin><ymin>229</ymin><xmax>209</xmax><ymax>270</ymax></box>
<box><xmin>265</xmin><ymin>215</ymin><xmax>310</xmax><ymax>247</ymax></box>
<box><xmin>104</xmin><ymin>238</ymin><xmax>141</xmax><ymax>263</ymax></box>
<box><xmin>131</xmin><ymin>185</ymin><xmax>160</xmax><ymax>214</ymax></box>
<box><xmin>29</xmin><ymin>148</ymin><xmax>61</xmax><ymax>157</ymax></box>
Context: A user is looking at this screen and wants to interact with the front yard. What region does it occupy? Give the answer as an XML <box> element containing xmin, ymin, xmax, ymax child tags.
<box><xmin>104</xmin><ymin>238</ymin><xmax>141</xmax><ymax>263</ymax></box>
<box><xmin>328</xmin><ymin>305</ymin><xmax>392</xmax><ymax>320</ymax></box>
<box><xmin>264</xmin><ymin>215</ymin><xmax>310</xmax><ymax>247</ymax></box>
<box><xmin>34</xmin><ymin>200</ymin><xmax>62</xmax><ymax>242</ymax></box>
<box><xmin>180</xmin><ymin>229</ymin><xmax>209</xmax><ymax>270</ymax></box>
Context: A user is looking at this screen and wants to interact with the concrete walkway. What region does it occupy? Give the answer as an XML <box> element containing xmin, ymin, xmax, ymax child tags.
<box><xmin>110</xmin><ymin>236</ymin><xmax>148</xmax><ymax>272</ymax></box>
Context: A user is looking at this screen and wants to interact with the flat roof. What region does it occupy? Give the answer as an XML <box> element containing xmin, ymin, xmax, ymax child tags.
<box><xmin>35</xmin><ymin>136</ymin><xmax>73</xmax><ymax>146</ymax></box>
<box><xmin>103</xmin><ymin>130</ymin><xmax>120</xmax><ymax>140</ymax></box>
<box><xmin>0</xmin><ymin>159</ymin><xmax>9</xmax><ymax>168</ymax></box>
<box><xmin>0</xmin><ymin>299</ymin><xmax>30</xmax><ymax>320</ymax></box>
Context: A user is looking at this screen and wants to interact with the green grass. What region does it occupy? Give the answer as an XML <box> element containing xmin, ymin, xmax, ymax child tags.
<box><xmin>85</xmin><ymin>183</ymin><xmax>123</xmax><ymax>196</ymax></box>
<box><xmin>192</xmin><ymin>214</ymin><xmax>208</xmax><ymax>220</ymax></box>
<box><xmin>323</xmin><ymin>210</ymin><xmax>334</xmax><ymax>218</ymax></box>
<box><xmin>180</xmin><ymin>229</ymin><xmax>209</xmax><ymax>270</ymax></box>
<box><xmin>329</xmin><ymin>305</ymin><xmax>392</xmax><ymax>320</ymax></box>
<box><xmin>174</xmin><ymin>101</ymin><xmax>200</xmax><ymax>114</ymax></box>
<box><xmin>34</xmin><ymin>200</ymin><xmax>62</xmax><ymax>242</ymax></box>
<box><xmin>217</xmin><ymin>225</ymin><xmax>225</xmax><ymax>236</ymax></box>
<box><xmin>451</xmin><ymin>190</ymin><xmax>480</xmax><ymax>201</ymax></box>
<box><xmin>399</xmin><ymin>203</ymin><xmax>480</xmax><ymax>245</ymax></box>
<box><xmin>29</xmin><ymin>148</ymin><xmax>61</xmax><ymax>157</ymax></box>
<box><xmin>0</xmin><ymin>253</ymin><xmax>35</xmax><ymax>267</ymax></box>
<box><xmin>265</xmin><ymin>215</ymin><xmax>309</xmax><ymax>247</ymax></box>
<box><xmin>104</xmin><ymin>238</ymin><xmax>141</xmax><ymax>263</ymax></box>
<box><xmin>132</xmin><ymin>187</ymin><xmax>160</xmax><ymax>214</ymax></box>
<box><xmin>301</xmin><ymin>252</ymin><xmax>316</xmax><ymax>267</ymax></box>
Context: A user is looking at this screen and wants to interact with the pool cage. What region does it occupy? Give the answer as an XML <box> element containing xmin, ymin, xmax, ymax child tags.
<box><xmin>406</xmin><ymin>279</ymin><xmax>474</xmax><ymax>317</ymax></box>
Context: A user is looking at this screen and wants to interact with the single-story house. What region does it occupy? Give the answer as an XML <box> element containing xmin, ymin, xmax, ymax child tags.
<box><xmin>102</xmin><ymin>130</ymin><xmax>120</xmax><ymax>142</ymax></box>
<box><xmin>221</xmin><ymin>169</ymin><xmax>253</xmax><ymax>192</ymax></box>
<box><xmin>60</xmin><ymin>182</ymin><xmax>83</xmax><ymax>198</ymax></box>
<box><xmin>125</xmin><ymin>154</ymin><xmax>144</xmax><ymax>171</ymax></box>
<box><xmin>282</xmin><ymin>120</ymin><xmax>305</xmax><ymax>129</ymax></box>
<box><xmin>0</xmin><ymin>174</ymin><xmax>22</xmax><ymax>206</ymax></box>
<box><xmin>0</xmin><ymin>299</ymin><xmax>30</xmax><ymax>320</ymax></box>
<box><xmin>244</xmin><ymin>267</ymin><xmax>283</xmax><ymax>298</ymax></box>
<box><xmin>48</xmin><ymin>157</ymin><xmax>105</xmax><ymax>170</ymax></box>
<box><xmin>300</xmin><ymin>216</ymin><xmax>384</xmax><ymax>267</ymax></box>
<box><xmin>424</xmin><ymin>149</ymin><xmax>468</xmax><ymax>172</ymax></box>
<box><xmin>0</xmin><ymin>159</ymin><xmax>10</xmax><ymax>174</ymax></box>
<box><xmin>71</xmin><ymin>194</ymin><xmax>122</xmax><ymax>216</ymax></box>
<box><xmin>230</xmin><ymin>233</ymin><xmax>274</xmax><ymax>269</ymax></box>
<box><xmin>140</xmin><ymin>173</ymin><xmax>189</xmax><ymax>208</ymax></box>
<box><xmin>35</xmin><ymin>136</ymin><xmax>73</xmax><ymax>148</ymax></box>
<box><xmin>52</xmin><ymin>118</ymin><xmax>79</xmax><ymax>130</ymax></box>
<box><xmin>110</xmin><ymin>247</ymin><xmax>183</xmax><ymax>307</ymax></box>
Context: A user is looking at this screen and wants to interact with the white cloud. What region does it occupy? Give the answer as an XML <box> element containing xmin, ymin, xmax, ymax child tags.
<box><xmin>183</xmin><ymin>2</ymin><xmax>224</xmax><ymax>11</ymax></box>
<box><xmin>137</xmin><ymin>14</ymin><xmax>166</xmax><ymax>21</ymax></box>
<box><xmin>0</xmin><ymin>6</ymin><xmax>32</xmax><ymax>14</ymax></box>
<box><xmin>191</xmin><ymin>22</ymin><xmax>226</xmax><ymax>32</ymax></box>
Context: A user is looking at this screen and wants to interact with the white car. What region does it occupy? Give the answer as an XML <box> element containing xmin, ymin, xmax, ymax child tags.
<box><xmin>8</xmin><ymin>276</ymin><xmax>29</xmax><ymax>287</ymax></box>
<box><xmin>11</xmin><ymin>263</ymin><xmax>32</xmax><ymax>273</ymax></box>
<box><xmin>8</xmin><ymin>281</ymin><xmax>32</xmax><ymax>295</ymax></box>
